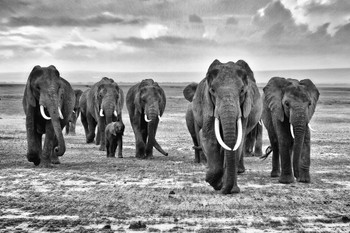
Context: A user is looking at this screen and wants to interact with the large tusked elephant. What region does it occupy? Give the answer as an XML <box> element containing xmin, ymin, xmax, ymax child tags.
<box><xmin>183</xmin><ymin>59</ymin><xmax>262</xmax><ymax>194</ymax></box>
<box><xmin>23</xmin><ymin>65</ymin><xmax>75</xmax><ymax>167</ymax></box>
<box><xmin>81</xmin><ymin>77</ymin><xmax>124</xmax><ymax>151</ymax></box>
<box><xmin>126</xmin><ymin>79</ymin><xmax>168</xmax><ymax>159</ymax></box>
<box><xmin>65</xmin><ymin>89</ymin><xmax>83</xmax><ymax>135</ymax></box>
<box><xmin>262</xmin><ymin>77</ymin><xmax>319</xmax><ymax>184</ymax></box>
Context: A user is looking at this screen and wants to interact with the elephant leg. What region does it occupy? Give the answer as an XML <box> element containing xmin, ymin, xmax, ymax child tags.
<box><xmin>106</xmin><ymin>139</ymin><xmax>110</xmax><ymax>157</ymax></box>
<box><xmin>253</xmin><ymin>123</ymin><xmax>263</xmax><ymax>157</ymax></box>
<box><xmin>110</xmin><ymin>139</ymin><xmax>118</xmax><ymax>158</ymax></box>
<box><xmin>117</xmin><ymin>136</ymin><xmax>123</xmax><ymax>158</ymax></box>
<box><xmin>268</xmin><ymin>132</ymin><xmax>280</xmax><ymax>178</ymax></box>
<box><xmin>81</xmin><ymin>113</ymin><xmax>89</xmax><ymax>141</ymax></box>
<box><xmin>202</xmin><ymin>131</ymin><xmax>223</xmax><ymax>191</ymax></box>
<box><xmin>134</xmin><ymin>127</ymin><xmax>146</xmax><ymax>158</ymax></box>
<box><xmin>26</xmin><ymin>116</ymin><xmax>42</xmax><ymax>166</ymax></box>
<box><xmin>238</xmin><ymin>129</ymin><xmax>248</xmax><ymax>174</ymax></box>
<box><xmin>298</xmin><ymin>130</ymin><xmax>311</xmax><ymax>183</ymax></box>
<box><xmin>96</xmin><ymin>129</ymin><xmax>101</xmax><ymax>145</ymax></box>
<box><xmin>50</xmin><ymin>136</ymin><xmax>61</xmax><ymax>164</ymax></box>
<box><xmin>41</xmin><ymin>123</ymin><xmax>55</xmax><ymax>167</ymax></box>
<box><xmin>86</xmin><ymin>113</ymin><xmax>96</xmax><ymax>143</ymax></box>
<box><xmin>98</xmin><ymin>119</ymin><xmax>106</xmax><ymax>151</ymax></box>
<box><xmin>277</xmin><ymin>123</ymin><xmax>294</xmax><ymax>184</ymax></box>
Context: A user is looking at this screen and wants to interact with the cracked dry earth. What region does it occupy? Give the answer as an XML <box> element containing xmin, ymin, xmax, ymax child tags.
<box><xmin>0</xmin><ymin>84</ymin><xmax>350</xmax><ymax>232</ymax></box>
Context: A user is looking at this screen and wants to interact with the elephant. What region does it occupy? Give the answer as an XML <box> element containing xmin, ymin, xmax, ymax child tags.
<box><xmin>245</xmin><ymin>121</ymin><xmax>263</xmax><ymax>157</ymax></box>
<box><xmin>261</xmin><ymin>77</ymin><xmax>319</xmax><ymax>184</ymax></box>
<box><xmin>65</xmin><ymin>89</ymin><xmax>83</xmax><ymax>135</ymax></box>
<box><xmin>81</xmin><ymin>77</ymin><xmax>124</xmax><ymax>151</ymax></box>
<box><xmin>183</xmin><ymin>59</ymin><xmax>262</xmax><ymax>194</ymax></box>
<box><xmin>105</xmin><ymin>121</ymin><xmax>125</xmax><ymax>158</ymax></box>
<box><xmin>126</xmin><ymin>79</ymin><xmax>168</xmax><ymax>159</ymax></box>
<box><xmin>79</xmin><ymin>88</ymin><xmax>90</xmax><ymax>138</ymax></box>
<box><xmin>183</xmin><ymin>82</ymin><xmax>206</xmax><ymax>163</ymax></box>
<box><xmin>22</xmin><ymin>65</ymin><xmax>75</xmax><ymax>167</ymax></box>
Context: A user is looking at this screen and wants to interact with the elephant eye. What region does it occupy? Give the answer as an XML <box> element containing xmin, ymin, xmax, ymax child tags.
<box><xmin>308</xmin><ymin>101</ymin><xmax>312</xmax><ymax>107</ymax></box>
<box><xmin>209</xmin><ymin>87</ymin><xmax>215</xmax><ymax>94</ymax></box>
<box><xmin>285</xmin><ymin>101</ymin><xmax>290</xmax><ymax>108</ymax></box>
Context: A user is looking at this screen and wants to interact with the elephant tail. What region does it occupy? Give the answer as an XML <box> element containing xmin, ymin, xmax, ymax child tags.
<box><xmin>154</xmin><ymin>139</ymin><xmax>168</xmax><ymax>156</ymax></box>
<box><xmin>259</xmin><ymin>146</ymin><xmax>273</xmax><ymax>160</ymax></box>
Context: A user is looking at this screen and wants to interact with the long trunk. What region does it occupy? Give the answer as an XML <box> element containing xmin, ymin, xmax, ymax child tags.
<box><xmin>146</xmin><ymin>107</ymin><xmax>158</xmax><ymax>152</ymax></box>
<box><xmin>48</xmin><ymin>105</ymin><xmax>66</xmax><ymax>157</ymax></box>
<box><xmin>292</xmin><ymin>122</ymin><xmax>306</xmax><ymax>179</ymax></box>
<box><xmin>220</xmin><ymin>108</ymin><xmax>238</xmax><ymax>194</ymax></box>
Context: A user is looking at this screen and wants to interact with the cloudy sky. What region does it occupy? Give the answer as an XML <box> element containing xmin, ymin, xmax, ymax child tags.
<box><xmin>1</xmin><ymin>0</ymin><xmax>350</xmax><ymax>74</ymax></box>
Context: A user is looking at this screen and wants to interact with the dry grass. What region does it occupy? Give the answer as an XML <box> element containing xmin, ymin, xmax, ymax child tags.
<box><xmin>0</xmin><ymin>84</ymin><xmax>349</xmax><ymax>232</ymax></box>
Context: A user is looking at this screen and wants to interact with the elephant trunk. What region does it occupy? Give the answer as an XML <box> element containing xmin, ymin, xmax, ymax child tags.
<box><xmin>46</xmin><ymin>100</ymin><xmax>66</xmax><ymax>157</ymax></box>
<box><xmin>102</xmin><ymin>100</ymin><xmax>116</xmax><ymax>124</ymax></box>
<box><xmin>291</xmin><ymin>115</ymin><xmax>307</xmax><ymax>179</ymax></box>
<box><xmin>219</xmin><ymin>106</ymin><xmax>240</xmax><ymax>194</ymax></box>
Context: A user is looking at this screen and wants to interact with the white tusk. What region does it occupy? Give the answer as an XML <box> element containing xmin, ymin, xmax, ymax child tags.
<box><xmin>40</xmin><ymin>105</ymin><xmax>51</xmax><ymax>120</ymax></box>
<box><xmin>72</xmin><ymin>110</ymin><xmax>75</xmax><ymax>114</ymax></box>
<box><xmin>214</xmin><ymin>117</ymin><xmax>232</xmax><ymax>151</ymax></box>
<box><xmin>113</xmin><ymin>110</ymin><xmax>118</xmax><ymax>117</ymax></box>
<box><xmin>144</xmin><ymin>114</ymin><xmax>151</xmax><ymax>122</ymax></box>
<box><xmin>258</xmin><ymin>119</ymin><xmax>262</xmax><ymax>125</ymax></box>
<box><xmin>158</xmin><ymin>115</ymin><xmax>162</xmax><ymax>122</ymax></box>
<box><xmin>308</xmin><ymin>124</ymin><xmax>316</xmax><ymax>132</ymax></box>
<box><xmin>99</xmin><ymin>108</ymin><xmax>104</xmax><ymax>117</ymax></box>
<box><xmin>290</xmin><ymin>124</ymin><xmax>295</xmax><ymax>138</ymax></box>
<box><xmin>232</xmin><ymin>118</ymin><xmax>243</xmax><ymax>151</ymax></box>
<box><xmin>58</xmin><ymin>107</ymin><xmax>64</xmax><ymax>119</ymax></box>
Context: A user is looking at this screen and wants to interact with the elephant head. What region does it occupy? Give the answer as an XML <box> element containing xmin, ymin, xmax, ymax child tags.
<box><xmin>25</xmin><ymin>65</ymin><xmax>66</xmax><ymax>157</ymax></box>
<box><xmin>95</xmin><ymin>78</ymin><xmax>124</xmax><ymax>124</ymax></box>
<box><xmin>135</xmin><ymin>79</ymin><xmax>166</xmax><ymax>123</ymax></box>
<box><xmin>68</xmin><ymin>89</ymin><xmax>83</xmax><ymax>134</ymax></box>
<box><xmin>263</xmin><ymin>77</ymin><xmax>319</xmax><ymax>178</ymax></box>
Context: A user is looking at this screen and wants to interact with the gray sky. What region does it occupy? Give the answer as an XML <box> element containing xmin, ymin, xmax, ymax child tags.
<box><xmin>1</xmin><ymin>0</ymin><xmax>350</xmax><ymax>73</ymax></box>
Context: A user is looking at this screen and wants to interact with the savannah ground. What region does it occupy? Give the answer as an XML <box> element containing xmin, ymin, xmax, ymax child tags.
<box><xmin>0</xmin><ymin>83</ymin><xmax>349</xmax><ymax>232</ymax></box>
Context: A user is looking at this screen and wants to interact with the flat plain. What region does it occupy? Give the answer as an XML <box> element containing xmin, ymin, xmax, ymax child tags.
<box><xmin>0</xmin><ymin>83</ymin><xmax>349</xmax><ymax>232</ymax></box>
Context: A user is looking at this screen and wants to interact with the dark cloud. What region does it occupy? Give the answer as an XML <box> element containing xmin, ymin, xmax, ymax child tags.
<box><xmin>189</xmin><ymin>14</ymin><xmax>203</xmax><ymax>23</ymax></box>
<box><xmin>0</xmin><ymin>0</ymin><xmax>29</xmax><ymax>13</ymax></box>
<box><xmin>262</xmin><ymin>23</ymin><xmax>284</xmax><ymax>41</ymax></box>
<box><xmin>6</xmin><ymin>14</ymin><xmax>143</xmax><ymax>27</ymax></box>
<box><xmin>333</xmin><ymin>22</ymin><xmax>350</xmax><ymax>43</ymax></box>
<box><xmin>226</xmin><ymin>17</ymin><xmax>238</xmax><ymax>25</ymax></box>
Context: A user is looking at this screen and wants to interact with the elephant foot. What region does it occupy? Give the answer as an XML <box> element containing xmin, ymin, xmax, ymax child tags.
<box><xmin>144</xmin><ymin>154</ymin><xmax>154</xmax><ymax>159</ymax></box>
<box><xmin>27</xmin><ymin>153</ymin><xmax>41</xmax><ymax>166</ymax></box>
<box><xmin>279</xmin><ymin>174</ymin><xmax>295</xmax><ymax>184</ymax></box>
<box><xmin>51</xmin><ymin>157</ymin><xmax>61</xmax><ymax>165</ymax></box>
<box><xmin>86</xmin><ymin>138</ymin><xmax>94</xmax><ymax>144</ymax></box>
<box><xmin>238</xmin><ymin>167</ymin><xmax>245</xmax><ymax>174</ymax></box>
<box><xmin>298</xmin><ymin>169</ymin><xmax>311</xmax><ymax>183</ymax></box>
<box><xmin>205</xmin><ymin>171</ymin><xmax>223</xmax><ymax>191</ymax></box>
<box><xmin>231</xmin><ymin>186</ymin><xmax>240</xmax><ymax>194</ymax></box>
<box><xmin>271</xmin><ymin>170</ymin><xmax>281</xmax><ymax>178</ymax></box>
<box><xmin>38</xmin><ymin>160</ymin><xmax>53</xmax><ymax>168</ymax></box>
<box><xmin>107</xmin><ymin>154</ymin><xmax>115</xmax><ymax>158</ymax></box>
<box><xmin>99</xmin><ymin>145</ymin><xmax>106</xmax><ymax>151</ymax></box>
<box><xmin>221</xmin><ymin>185</ymin><xmax>240</xmax><ymax>194</ymax></box>
<box><xmin>118</xmin><ymin>154</ymin><xmax>123</xmax><ymax>158</ymax></box>
<box><xmin>253</xmin><ymin>150</ymin><xmax>263</xmax><ymax>158</ymax></box>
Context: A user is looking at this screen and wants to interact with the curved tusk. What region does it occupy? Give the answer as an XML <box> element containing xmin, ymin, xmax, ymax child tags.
<box><xmin>232</xmin><ymin>117</ymin><xmax>243</xmax><ymax>151</ymax></box>
<box><xmin>113</xmin><ymin>110</ymin><xmax>118</xmax><ymax>117</ymax></box>
<box><xmin>214</xmin><ymin>117</ymin><xmax>232</xmax><ymax>151</ymax></box>
<box><xmin>99</xmin><ymin>108</ymin><xmax>104</xmax><ymax>117</ymax></box>
<box><xmin>158</xmin><ymin>115</ymin><xmax>162</xmax><ymax>122</ymax></box>
<box><xmin>308</xmin><ymin>124</ymin><xmax>316</xmax><ymax>132</ymax></box>
<box><xmin>290</xmin><ymin>124</ymin><xmax>295</xmax><ymax>138</ymax></box>
<box><xmin>58</xmin><ymin>107</ymin><xmax>64</xmax><ymax>119</ymax></box>
<box><xmin>258</xmin><ymin>119</ymin><xmax>262</xmax><ymax>126</ymax></box>
<box><xmin>40</xmin><ymin>105</ymin><xmax>51</xmax><ymax>120</ymax></box>
<box><xmin>72</xmin><ymin>110</ymin><xmax>76</xmax><ymax>114</ymax></box>
<box><xmin>144</xmin><ymin>114</ymin><xmax>151</xmax><ymax>122</ymax></box>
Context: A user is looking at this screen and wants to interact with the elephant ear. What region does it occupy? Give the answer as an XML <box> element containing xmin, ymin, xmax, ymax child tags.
<box><xmin>205</xmin><ymin>59</ymin><xmax>222</xmax><ymax>117</ymax></box>
<box><xmin>299</xmin><ymin>79</ymin><xmax>320</xmax><ymax>120</ymax></box>
<box><xmin>25</xmin><ymin>65</ymin><xmax>43</xmax><ymax>107</ymax></box>
<box><xmin>48</xmin><ymin>65</ymin><xmax>60</xmax><ymax>78</ymax></box>
<box><xmin>75</xmin><ymin>89</ymin><xmax>83</xmax><ymax>101</ymax></box>
<box><xmin>263</xmin><ymin>77</ymin><xmax>289</xmax><ymax>122</ymax></box>
<box><xmin>134</xmin><ymin>85</ymin><xmax>143</xmax><ymax>113</ymax></box>
<box><xmin>154</xmin><ymin>82</ymin><xmax>166</xmax><ymax>116</ymax></box>
<box><xmin>183</xmin><ymin>82</ymin><xmax>198</xmax><ymax>102</ymax></box>
<box><xmin>236</xmin><ymin>60</ymin><xmax>255</xmax><ymax>118</ymax></box>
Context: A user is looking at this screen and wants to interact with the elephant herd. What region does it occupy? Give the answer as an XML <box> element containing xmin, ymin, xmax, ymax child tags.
<box><xmin>22</xmin><ymin>60</ymin><xmax>320</xmax><ymax>194</ymax></box>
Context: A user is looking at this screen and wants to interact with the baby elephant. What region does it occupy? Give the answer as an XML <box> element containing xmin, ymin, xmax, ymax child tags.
<box><xmin>105</xmin><ymin>121</ymin><xmax>125</xmax><ymax>158</ymax></box>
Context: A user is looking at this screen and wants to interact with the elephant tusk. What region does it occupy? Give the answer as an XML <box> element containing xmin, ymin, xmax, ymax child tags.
<box><xmin>58</xmin><ymin>107</ymin><xmax>64</xmax><ymax>119</ymax></box>
<box><xmin>72</xmin><ymin>110</ymin><xmax>76</xmax><ymax>114</ymax></box>
<box><xmin>214</xmin><ymin>117</ymin><xmax>232</xmax><ymax>151</ymax></box>
<box><xmin>308</xmin><ymin>124</ymin><xmax>316</xmax><ymax>132</ymax></box>
<box><xmin>99</xmin><ymin>108</ymin><xmax>104</xmax><ymax>117</ymax></box>
<box><xmin>144</xmin><ymin>114</ymin><xmax>151</xmax><ymax>122</ymax></box>
<box><xmin>232</xmin><ymin>117</ymin><xmax>243</xmax><ymax>151</ymax></box>
<box><xmin>40</xmin><ymin>105</ymin><xmax>51</xmax><ymax>120</ymax></box>
<box><xmin>158</xmin><ymin>115</ymin><xmax>162</xmax><ymax>122</ymax></box>
<box><xmin>258</xmin><ymin>119</ymin><xmax>262</xmax><ymax>126</ymax></box>
<box><xmin>113</xmin><ymin>110</ymin><xmax>118</xmax><ymax>117</ymax></box>
<box><xmin>290</xmin><ymin>124</ymin><xmax>295</xmax><ymax>139</ymax></box>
